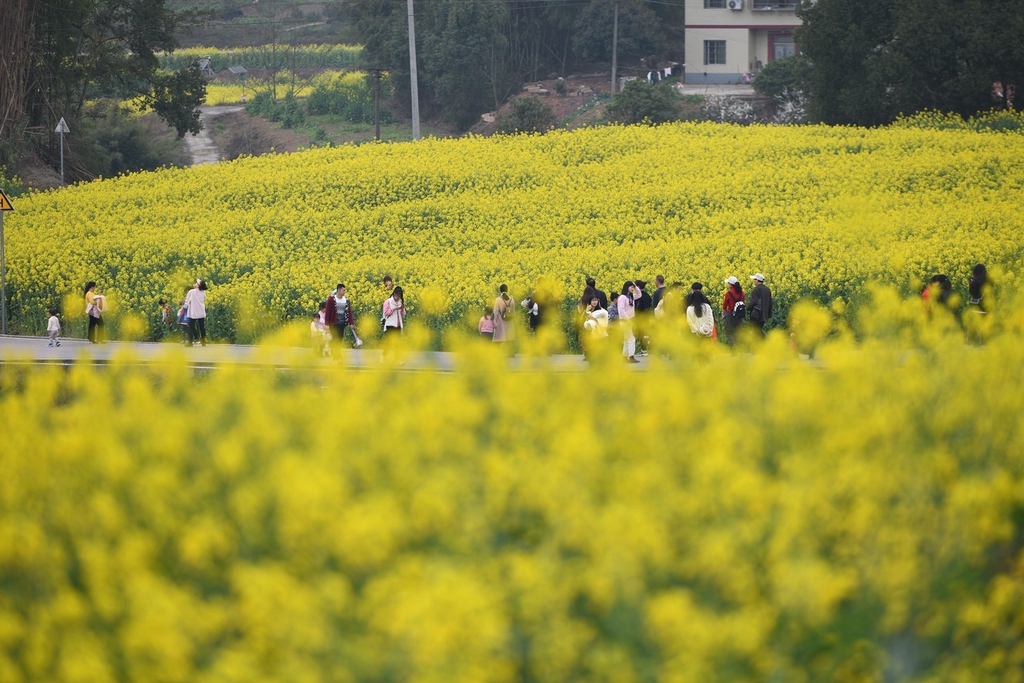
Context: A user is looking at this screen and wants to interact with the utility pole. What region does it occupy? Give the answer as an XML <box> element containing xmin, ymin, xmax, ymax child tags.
<box><xmin>611</xmin><ymin>0</ymin><xmax>620</xmax><ymax>95</ymax></box>
<box><xmin>0</xmin><ymin>188</ymin><xmax>13</xmax><ymax>336</ymax></box>
<box><xmin>368</xmin><ymin>68</ymin><xmax>386</xmax><ymax>141</ymax></box>
<box><xmin>406</xmin><ymin>0</ymin><xmax>421</xmax><ymax>140</ymax></box>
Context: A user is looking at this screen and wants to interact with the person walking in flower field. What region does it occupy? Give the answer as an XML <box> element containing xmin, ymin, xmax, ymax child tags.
<box><xmin>582</xmin><ymin>293</ymin><xmax>609</xmax><ymax>360</ymax></box>
<box><xmin>185</xmin><ymin>279</ymin><xmax>208</xmax><ymax>346</ymax></box>
<box><xmin>492</xmin><ymin>284</ymin><xmax>516</xmax><ymax>347</ymax></box>
<box><xmin>617</xmin><ymin>281</ymin><xmax>640</xmax><ymax>363</ymax></box>
<box><xmin>686</xmin><ymin>283</ymin><xmax>716</xmax><ymax>339</ymax></box>
<box><xmin>46</xmin><ymin>309</ymin><xmax>61</xmax><ymax>347</ymax></box>
<box><xmin>382</xmin><ymin>285</ymin><xmax>405</xmax><ymax>357</ymax></box>
<box><xmin>176</xmin><ymin>293</ymin><xmax>190</xmax><ymax>344</ymax></box>
<box><xmin>311</xmin><ymin>310</ymin><xmax>331</xmax><ymax>357</ymax></box>
<box><xmin>478</xmin><ymin>306</ymin><xmax>495</xmax><ymax>339</ymax></box>
<box><xmin>84</xmin><ymin>281</ymin><xmax>104</xmax><ymax>344</ymax></box>
<box><xmin>748</xmin><ymin>273</ymin><xmax>772</xmax><ymax>335</ymax></box>
<box><xmin>325</xmin><ymin>284</ymin><xmax>363</xmax><ymax>349</ymax></box>
<box><xmin>968</xmin><ymin>263</ymin><xmax>989</xmax><ymax>313</ymax></box>
<box><xmin>721</xmin><ymin>276</ymin><xmax>745</xmax><ymax>345</ymax></box>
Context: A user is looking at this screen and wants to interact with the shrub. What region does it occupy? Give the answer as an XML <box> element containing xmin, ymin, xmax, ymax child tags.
<box><xmin>753</xmin><ymin>56</ymin><xmax>813</xmax><ymax>100</ymax></box>
<box><xmin>76</xmin><ymin>101</ymin><xmax>190</xmax><ymax>177</ymax></box>
<box><xmin>605</xmin><ymin>79</ymin><xmax>679</xmax><ymax>125</ymax></box>
<box><xmin>496</xmin><ymin>96</ymin><xmax>557</xmax><ymax>134</ymax></box>
<box><xmin>246</xmin><ymin>90</ymin><xmax>305</xmax><ymax>129</ymax></box>
<box><xmin>306</xmin><ymin>71</ymin><xmax>394</xmax><ymax>124</ymax></box>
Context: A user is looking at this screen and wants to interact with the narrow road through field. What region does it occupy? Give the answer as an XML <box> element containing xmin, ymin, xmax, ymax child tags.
<box><xmin>0</xmin><ymin>335</ymin><xmax>599</xmax><ymax>371</ymax></box>
<box><xmin>184</xmin><ymin>105</ymin><xmax>245</xmax><ymax>166</ymax></box>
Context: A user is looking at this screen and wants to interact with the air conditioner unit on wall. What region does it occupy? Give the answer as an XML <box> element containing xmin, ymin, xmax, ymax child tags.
<box><xmin>728</xmin><ymin>0</ymin><xmax>743</xmax><ymax>9</ymax></box>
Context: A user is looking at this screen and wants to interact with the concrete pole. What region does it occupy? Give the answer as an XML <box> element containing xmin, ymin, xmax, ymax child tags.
<box><xmin>374</xmin><ymin>70</ymin><xmax>382</xmax><ymax>141</ymax></box>
<box><xmin>611</xmin><ymin>0</ymin><xmax>619</xmax><ymax>95</ymax></box>
<box><xmin>407</xmin><ymin>0</ymin><xmax>421</xmax><ymax>140</ymax></box>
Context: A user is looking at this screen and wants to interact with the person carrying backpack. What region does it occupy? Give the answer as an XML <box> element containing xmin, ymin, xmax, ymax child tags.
<box><xmin>722</xmin><ymin>276</ymin><xmax>746</xmax><ymax>345</ymax></box>
<box><xmin>748</xmin><ymin>273</ymin><xmax>773</xmax><ymax>335</ymax></box>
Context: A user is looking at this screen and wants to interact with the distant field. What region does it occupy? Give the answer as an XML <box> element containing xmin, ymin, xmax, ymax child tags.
<box><xmin>159</xmin><ymin>44</ymin><xmax>363</xmax><ymax>72</ymax></box>
<box><xmin>166</xmin><ymin>0</ymin><xmax>356</xmax><ymax>48</ymax></box>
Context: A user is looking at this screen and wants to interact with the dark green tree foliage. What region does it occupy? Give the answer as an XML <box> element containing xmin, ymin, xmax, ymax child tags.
<box><xmin>345</xmin><ymin>0</ymin><xmax>677</xmax><ymax>131</ymax></box>
<box><xmin>605</xmin><ymin>80</ymin><xmax>679</xmax><ymax>125</ymax></box>
<box><xmin>496</xmin><ymin>96</ymin><xmax>557</xmax><ymax>134</ymax></box>
<box><xmin>146</xmin><ymin>63</ymin><xmax>207</xmax><ymax>138</ymax></box>
<box><xmin>245</xmin><ymin>91</ymin><xmax>306</xmax><ymax>129</ymax></box>
<box><xmin>571</xmin><ymin>1</ymin><xmax>667</xmax><ymax>64</ymax></box>
<box><xmin>78</xmin><ymin>101</ymin><xmax>190</xmax><ymax>176</ymax></box>
<box><xmin>307</xmin><ymin>76</ymin><xmax>395</xmax><ymax>124</ymax></box>
<box><xmin>753</xmin><ymin>56</ymin><xmax>813</xmax><ymax>100</ymax></box>
<box><xmin>798</xmin><ymin>0</ymin><xmax>1024</xmax><ymax>125</ymax></box>
<box><xmin>419</xmin><ymin>0</ymin><xmax>509</xmax><ymax>129</ymax></box>
<box><xmin>13</xmin><ymin>0</ymin><xmax>204</xmax><ymax>143</ymax></box>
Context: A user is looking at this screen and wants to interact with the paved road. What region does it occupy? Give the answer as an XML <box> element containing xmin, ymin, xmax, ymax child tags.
<box><xmin>184</xmin><ymin>105</ymin><xmax>245</xmax><ymax>166</ymax></box>
<box><xmin>0</xmin><ymin>335</ymin><xmax>602</xmax><ymax>371</ymax></box>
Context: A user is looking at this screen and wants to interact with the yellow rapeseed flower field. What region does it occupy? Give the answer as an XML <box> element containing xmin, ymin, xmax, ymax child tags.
<box><xmin>3</xmin><ymin>118</ymin><xmax>1024</xmax><ymax>681</ymax></box>
<box><xmin>2</xmin><ymin>318</ymin><xmax>1024</xmax><ymax>681</ymax></box>
<box><xmin>4</xmin><ymin>119</ymin><xmax>1023</xmax><ymax>344</ymax></box>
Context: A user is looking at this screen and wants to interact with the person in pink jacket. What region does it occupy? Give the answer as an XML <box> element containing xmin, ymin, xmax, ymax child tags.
<box><xmin>617</xmin><ymin>281</ymin><xmax>640</xmax><ymax>363</ymax></box>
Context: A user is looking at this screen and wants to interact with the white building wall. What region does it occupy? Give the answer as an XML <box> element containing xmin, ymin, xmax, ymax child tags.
<box><xmin>684</xmin><ymin>0</ymin><xmax>801</xmax><ymax>84</ymax></box>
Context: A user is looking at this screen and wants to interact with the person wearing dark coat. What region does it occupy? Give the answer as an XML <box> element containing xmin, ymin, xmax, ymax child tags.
<box><xmin>748</xmin><ymin>273</ymin><xmax>773</xmax><ymax>335</ymax></box>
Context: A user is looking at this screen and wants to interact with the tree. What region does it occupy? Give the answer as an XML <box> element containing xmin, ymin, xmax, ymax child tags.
<box><xmin>496</xmin><ymin>95</ymin><xmax>557</xmax><ymax>134</ymax></box>
<box><xmin>797</xmin><ymin>0</ymin><xmax>1023</xmax><ymax>126</ymax></box>
<box><xmin>605</xmin><ymin>80</ymin><xmax>679</xmax><ymax>125</ymax></box>
<box><xmin>419</xmin><ymin>0</ymin><xmax>510</xmax><ymax>130</ymax></box>
<box><xmin>753</xmin><ymin>56</ymin><xmax>813</xmax><ymax>100</ymax></box>
<box><xmin>571</xmin><ymin>1</ymin><xmax>667</xmax><ymax>64</ymax></box>
<box><xmin>146</xmin><ymin>64</ymin><xmax>208</xmax><ymax>138</ymax></box>
<box><xmin>1</xmin><ymin>0</ymin><xmax>206</xmax><ymax>169</ymax></box>
<box><xmin>344</xmin><ymin>0</ymin><xmax>677</xmax><ymax>132</ymax></box>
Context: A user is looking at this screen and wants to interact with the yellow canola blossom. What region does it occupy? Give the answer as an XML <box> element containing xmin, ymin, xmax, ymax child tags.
<box><xmin>2</xmin><ymin>320</ymin><xmax>1024</xmax><ymax>681</ymax></box>
<box><xmin>4</xmin><ymin>122</ymin><xmax>1023</xmax><ymax>340</ymax></box>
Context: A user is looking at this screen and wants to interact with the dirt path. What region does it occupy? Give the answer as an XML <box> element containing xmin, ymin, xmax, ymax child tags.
<box><xmin>185</xmin><ymin>105</ymin><xmax>245</xmax><ymax>165</ymax></box>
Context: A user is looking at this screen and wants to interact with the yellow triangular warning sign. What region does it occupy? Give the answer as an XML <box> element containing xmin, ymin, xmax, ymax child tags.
<box><xmin>0</xmin><ymin>189</ymin><xmax>13</xmax><ymax>211</ymax></box>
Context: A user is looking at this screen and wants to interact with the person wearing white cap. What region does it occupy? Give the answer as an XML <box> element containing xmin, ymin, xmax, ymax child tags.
<box><xmin>748</xmin><ymin>273</ymin><xmax>772</xmax><ymax>335</ymax></box>
<box><xmin>721</xmin><ymin>276</ymin><xmax>745</xmax><ymax>345</ymax></box>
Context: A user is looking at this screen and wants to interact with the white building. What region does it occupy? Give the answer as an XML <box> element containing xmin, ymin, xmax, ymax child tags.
<box><xmin>684</xmin><ymin>0</ymin><xmax>802</xmax><ymax>84</ymax></box>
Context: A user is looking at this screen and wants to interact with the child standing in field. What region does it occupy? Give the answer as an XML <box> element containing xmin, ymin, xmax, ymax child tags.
<box><xmin>158</xmin><ymin>298</ymin><xmax>174</xmax><ymax>334</ymax></box>
<box><xmin>311</xmin><ymin>311</ymin><xmax>331</xmax><ymax>357</ymax></box>
<box><xmin>177</xmin><ymin>297</ymin><xmax>190</xmax><ymax>344</ymax></box>
<box><xmin>46</xmin><ymin>309</ymin><xmax>61</xmax><ymax>346</ymax></box>
<box><xmin>479</xmin><ymin>306</ymin><xmax>495</xmax><ymax>339</ymax></box>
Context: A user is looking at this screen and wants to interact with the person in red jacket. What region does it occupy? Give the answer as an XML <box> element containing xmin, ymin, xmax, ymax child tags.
<box><xmin>722</xmin><ymin>276</ymin><xmax>746</xmax><ymax>345</ymax></box>
<box><xmin>324</xmin><ymin>284</ymin><xmax>363</xmax><ymax>348</ymax></box>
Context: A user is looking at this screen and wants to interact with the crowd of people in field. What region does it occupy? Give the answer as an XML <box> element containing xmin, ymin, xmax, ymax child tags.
<box><xmin>47</xmin><ymin>263</ymin><xmax>991</xmax><ymax>354</ymax></box>
<box><xmin>466</xmin><ymin>274</ymin><xmax>773</xmax><ymax>362</ymax></box>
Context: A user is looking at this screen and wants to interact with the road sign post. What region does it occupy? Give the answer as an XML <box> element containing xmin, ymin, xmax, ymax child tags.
<box><xmin>0</xmin><ymin>188</ymin><xmax>14</xmax><ymax>335</ymax></box>
<box><xmin>56</xmin><ymin>117</ymin><xmax>70</xmax><ymax>186</ymax></box>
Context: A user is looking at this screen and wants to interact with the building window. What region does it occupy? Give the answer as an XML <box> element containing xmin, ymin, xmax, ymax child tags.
<box><xmin>704</xmin><ymin>40</ymin><xmax>726</xmax><ymax>65</ymax></box>
<box><xmin>704</xmin><ymin>0</ymin><xmax>726</xmax><ymax>7</ymax></box>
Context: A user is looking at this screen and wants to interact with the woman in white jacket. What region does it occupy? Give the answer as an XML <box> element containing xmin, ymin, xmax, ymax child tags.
<box><xmin>686</xmin><ymin>283</ymin><xmax>716</xmax><ymax>338</ymax></box>
<box><xmin>185</xmin><ymin>279</ymin><xmax>208</xmax><ymax>346</ymax></box>
<box><xmin>381</xmin><ymin>285</ymin><xmax>406</xmax><ymax>357</ymax></box>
